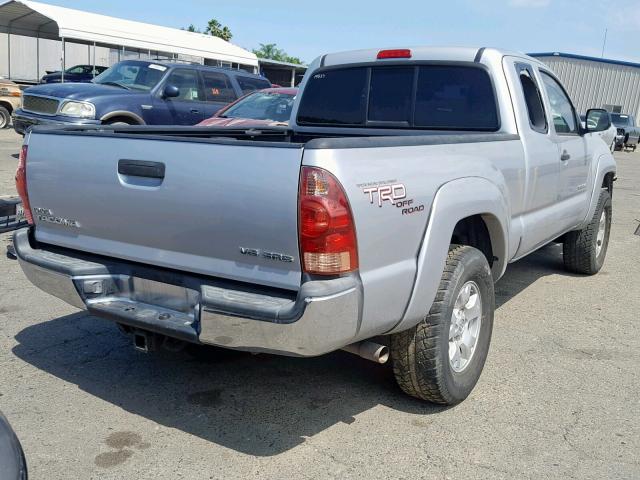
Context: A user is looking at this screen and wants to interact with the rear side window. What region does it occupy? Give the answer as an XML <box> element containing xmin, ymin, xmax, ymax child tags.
<box><xmin>236</xmin><ymin>76</ymin><xmax>271</xmax><ymax>94</ymax></box>
<box><xmin>201</xmin><ymin>71</ymin><xmax>236</xmax><ymax>103</ymax></box>
<box><xmin>297</xmin><ymin>65</ymin><xmax>499</xmax><ymax>131</ymax></box>
<box><xmin>516</xmin><ymin>64</ymin><xmax>547</xmax><ymax>133</ymax></box>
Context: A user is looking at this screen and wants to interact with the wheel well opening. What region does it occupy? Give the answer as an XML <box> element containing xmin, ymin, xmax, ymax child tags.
<box><xmin>0</xmin><ymin>101</ymin><xmax>12</xmax><ymax>114</ymax></box>
<box><xmin>602</xmin><ymin>172</ymin><xmax>614</xmax><ymax>197</ymax></box>
<box><xmin>102</xmin><ymin>115</ymin><xmax>139</xmax><ymax>125</ymax></box>
<box><xmin>451</xmin><ymin>215</ymin><xmax>494</xmax><ymax>267</ymax></box>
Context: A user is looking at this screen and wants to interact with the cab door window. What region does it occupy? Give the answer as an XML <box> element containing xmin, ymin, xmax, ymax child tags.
<box><xmin>164</xmin><ymin>69</ymin><xmax>204</xmax><ymax>101</ymax></box>
<box><xmin>540</xmin><ymin>71</ymin><xmax>578</xmax><ymax>134</ymax></box>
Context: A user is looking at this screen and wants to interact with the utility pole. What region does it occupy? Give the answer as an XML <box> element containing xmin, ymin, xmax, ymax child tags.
<box><xmin>601</xmin><ymin>28</ymin><xmax>608</xmax><ymax>58</ymax></box>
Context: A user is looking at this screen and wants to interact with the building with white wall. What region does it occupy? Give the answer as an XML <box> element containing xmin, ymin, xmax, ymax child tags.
<box><xmin>0</xmin><ymin>0</ymin><xmax>260</xmax><ymax>83</ymax></box>
<box><xmin>530</xmin><ymin>52</ymin><xmax>640</xmax><ymax>118</ymax></box>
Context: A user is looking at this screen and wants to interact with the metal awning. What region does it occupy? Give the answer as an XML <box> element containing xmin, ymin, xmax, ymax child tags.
<box><xmin>0</xmin><ymin>0</ymin><xmax>259</xmax><ymax>66</ymax></box>
<box><xmin>258</xmin><ymin>58</ymin><xmax>307</xmax><ymax>70</ymax></box>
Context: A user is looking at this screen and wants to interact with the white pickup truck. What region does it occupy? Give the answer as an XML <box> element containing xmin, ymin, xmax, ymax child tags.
<box><xmin>13</xmin><ymin>47</ymin><xmax>616</xmax><ymax>405</ymax></box>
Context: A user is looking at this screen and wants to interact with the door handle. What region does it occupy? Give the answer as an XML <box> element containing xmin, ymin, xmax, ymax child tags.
<box><xmin>190</xmin><ymin>109</ymin><xmax>200</xmax><ymax>114</ymax></box>
<box><xmin>560</xmin><ymin>151</ymin><xmax>571</xmax><ymax>161</ymax></box>
<box><xmin>118</xmin><ymin>159</ymin><xmax>165</xmax><ymax>179</ymax></box>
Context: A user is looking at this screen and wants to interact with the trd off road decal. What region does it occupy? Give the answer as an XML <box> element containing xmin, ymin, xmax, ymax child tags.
<box><xmin>358</xmin><ymin>181</ymin><xmax>425</xmax><ymax>215</ymax></box>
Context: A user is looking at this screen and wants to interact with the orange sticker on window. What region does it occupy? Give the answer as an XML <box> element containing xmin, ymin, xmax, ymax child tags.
<box><xmin>211</xmin><ymin>88</ymin><xmax>220</xmax><ymax>95</ymax></box>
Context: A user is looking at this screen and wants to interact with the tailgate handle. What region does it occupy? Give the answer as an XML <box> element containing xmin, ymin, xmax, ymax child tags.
<box><xmin>118</xmin><ymin>160</ymin><xmax>165</xmax><ymax>179</ymax></box>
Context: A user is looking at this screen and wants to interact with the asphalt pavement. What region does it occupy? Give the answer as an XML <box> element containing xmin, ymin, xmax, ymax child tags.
<box><xmin>0</xmin><ymin>128</ymin><xmax>638</xmax><ymax>479</ymax></box>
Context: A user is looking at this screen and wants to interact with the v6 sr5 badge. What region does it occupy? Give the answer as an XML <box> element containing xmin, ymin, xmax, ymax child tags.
<box><xmin>360</xmin><ymin>181</ymin><xmax>425</xmax><ymax>215</ymax></box>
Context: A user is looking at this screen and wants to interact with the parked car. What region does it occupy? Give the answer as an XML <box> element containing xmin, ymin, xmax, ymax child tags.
<box><xmin>40</xmin><ymin>64</ymin><xmax>108</xmax><ymax>84</ymax></box>
<box><xmin>12</xmin><ymin>60</ymin><xmax>271</xmax><ymax>134</ymax></box>
<box><xmin>0</xmin><ymin>77</ymin><xmax>22</xmax><ymax>129</ymax></box>
<box><xmin>610</xmin><ymin>113</ymin><xmax>640</xmax><ymax>151</ymax></box>
<box><xmin>580</xmin><ymin>112</ymin><xmax>617</xmax><ymax>152</ymax></box>
<box><xmin>197</xmin><ymin>87</ymin><xmax>297</xmax><ymax>128</ymax></box>
<box><xmin>12</xmin><ymin>47</ymin><xmax>615</xmax><ymax>406</ymax></box>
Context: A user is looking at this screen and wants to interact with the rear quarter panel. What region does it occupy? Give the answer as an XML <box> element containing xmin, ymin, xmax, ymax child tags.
<box><xmin>302</xmin><ymin>137</ymin><xmax>525</xmax><ymax>339</ymax></box>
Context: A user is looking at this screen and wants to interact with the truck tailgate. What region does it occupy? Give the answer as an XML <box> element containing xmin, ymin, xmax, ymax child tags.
<box><xmin>26</xmin><ymin>132</ymin><xmax>304</xmax><ymax>290</ymax></box>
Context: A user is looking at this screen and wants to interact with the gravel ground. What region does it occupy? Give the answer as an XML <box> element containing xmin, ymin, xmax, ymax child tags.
<box><xmin>0</xmin><ymin>128</ymin><xmax>638</xmax><ymax>479</ymax></box>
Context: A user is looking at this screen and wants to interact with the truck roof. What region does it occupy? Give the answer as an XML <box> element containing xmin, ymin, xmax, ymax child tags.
<box><xmin>317</xmin><ymin>46</ymin><xmax>542</xmax><ymax>68</ymax></box>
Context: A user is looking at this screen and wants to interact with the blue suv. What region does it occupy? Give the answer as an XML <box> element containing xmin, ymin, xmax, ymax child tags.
<box><xmin>13</xmin><ymin>60</ymin><xmax>271</xmax><ymax>134</ymax></box>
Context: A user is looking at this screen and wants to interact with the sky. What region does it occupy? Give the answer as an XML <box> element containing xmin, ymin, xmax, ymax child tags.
<box><xmin>37</xmin><ymin>0</ymin><xmax>640</xmax><ymax>64</ymax></box>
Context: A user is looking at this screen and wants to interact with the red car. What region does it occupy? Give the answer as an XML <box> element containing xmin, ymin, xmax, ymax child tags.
<box><xmin>197</xmin><ymin>87</ymin><xmax>298</xmax><ymax>128</ymax></box>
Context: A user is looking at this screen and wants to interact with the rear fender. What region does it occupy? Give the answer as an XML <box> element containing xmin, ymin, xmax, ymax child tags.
<box><xmin>388</xmin><ymin>177</ymin><xmax>509</xmax><ymax>334</ymax></box>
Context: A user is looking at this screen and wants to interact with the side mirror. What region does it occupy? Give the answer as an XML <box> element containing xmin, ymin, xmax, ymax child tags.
<box><xmin>162</xmin><ymin>85</ymin><xmax>179</xmax><ymax>99</ymax></box>
<box><xmin>586</xmin><ymin>108</ymin><xmax>611</xmax><ymax>133</ymax></box>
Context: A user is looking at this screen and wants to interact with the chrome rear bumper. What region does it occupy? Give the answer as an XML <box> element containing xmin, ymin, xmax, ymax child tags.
<box><xmin>12</xmin><ymin>110</ymin><xmax>100</xmax><ymax>135</ymax></box>
<box><xmin>13</xmin><ymin>228</ymin><xmax>361</xmax><ymax>356</ymax></box>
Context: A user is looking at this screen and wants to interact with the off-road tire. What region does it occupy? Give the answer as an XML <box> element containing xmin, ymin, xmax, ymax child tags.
<box><xmin>0</xmin><ymin>106</ymin><xmax>10</xmax><ymax>129</ymax></box>
<box><xmin>390</xmin><ymin>245</ymin><xmax>495</xmax><ymax>405</ymax></box>
<box><xmin>563</xmin><ymin>189</ymin><xmax>612</xmax><ymax>275</ymax></box>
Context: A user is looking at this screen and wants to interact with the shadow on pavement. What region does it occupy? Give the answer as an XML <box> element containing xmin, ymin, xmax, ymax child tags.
<box><xmin>12</xmin><ymin>243</ymin><xmax>574</xmax><ymax>456</ymax></box>
<box><xmin>494</xmin><ymin>242</ymin><xmax>580</xmax><ymax>308</ymax></box>
<box><xmin>13</xmin><ymin>313</ymin><xmax>444</xmax><ymax>456</ymax></box>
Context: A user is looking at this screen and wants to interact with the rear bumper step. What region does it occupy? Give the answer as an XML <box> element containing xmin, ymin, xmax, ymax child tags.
<box><xmin>13</xmin><ymin>228</ymin><xmax>361</xmax><ymax>356</ymax></box>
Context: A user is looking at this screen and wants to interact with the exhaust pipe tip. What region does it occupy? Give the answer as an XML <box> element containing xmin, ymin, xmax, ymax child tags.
<box><xmin>375</xmin><ymin>345</ymin><xmax>390</xmax><ymax>364</ymax></box>
<box><xmin>342</xmin><ymin>341</ymin><xmax>389</xmax><ymax>364</ymax></box>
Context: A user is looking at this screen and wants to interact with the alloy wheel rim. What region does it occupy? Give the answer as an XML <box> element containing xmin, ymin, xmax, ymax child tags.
<box><xmin>596</xmin><ymin>210</ymin><xmax>607</xmax><ymax>258</ymax></box>
<box><xmin>449</xmin><ymin>281</ymin><xmax>482</xmax><ymax>373</ymax></box>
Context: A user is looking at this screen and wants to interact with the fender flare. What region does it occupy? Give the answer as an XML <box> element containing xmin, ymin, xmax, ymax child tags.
<box><xmin>388</xmin><ymin>176</ymin><xmax>509</xmax><ymax>334</ymax></box>
<box><xmin>579</xmin><ymin>152</ymin><xmax>616</xmax><ymax>229</ymax></box>
<box><xmin>100</xmin><ymin>110</ymin><xmax>146</xmax><ymax>125</ymax></box>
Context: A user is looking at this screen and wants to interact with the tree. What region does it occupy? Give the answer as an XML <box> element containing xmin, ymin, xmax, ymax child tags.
<box><xmin>205</xmin><ymin>19</ymin><xmax>233</xmax><ymax>42</ymax></box>
<box><xmin>182</xmin><ymin>18</ymin><xmax>232</xmax><ymax>41</ymax></box>
<box><xmin>252</xmin><ymin>43</ymin><xmax>303</xmax><ymax>65</ymax></box>
<box><xmin>284</xmin><ymin>55</ymin><xmax>303</xmax><ymax>65</ymax></box>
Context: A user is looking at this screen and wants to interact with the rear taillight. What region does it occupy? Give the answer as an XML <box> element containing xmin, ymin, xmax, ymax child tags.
<box><xmin>299</xmin><ymin>166</ymin><xmax>358</xmax><ymax>275</ymax></box>
<box><xmin>15</xmin><ymin>144</ymin><xmax>33</xmax><ymax>225</ymax></box>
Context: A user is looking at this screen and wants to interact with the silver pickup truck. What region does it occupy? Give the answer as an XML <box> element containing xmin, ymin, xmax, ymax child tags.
<box><xmin>13</xmin><ymin>47</ymin><xmax>616</xmax><ymax>405</ymax></box>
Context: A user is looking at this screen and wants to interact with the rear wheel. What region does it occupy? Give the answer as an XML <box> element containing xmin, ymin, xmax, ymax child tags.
<box><xmin>0</xmin><ymin>106</ymin><xmax>10</xmax><ymax>129</ymax></box>
<box><xmin>563</xmin><ymin>189</ymin><xmax>611</xmax><ymax>275</ymax></box>
<box><xmin>390</xmin><ymin>245</ymin><xmax>494</xmax><ymax>405</ymax></box>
